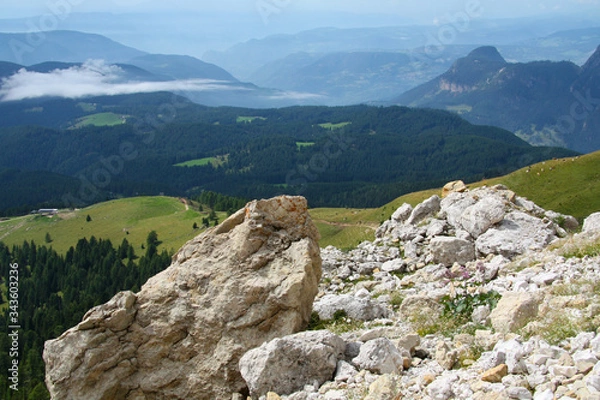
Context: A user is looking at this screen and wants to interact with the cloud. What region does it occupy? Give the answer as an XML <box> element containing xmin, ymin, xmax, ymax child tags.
<box><xmin>266</xmin><ymin>91</ymin><xmax>324</xmax><ymax>101</ymax></box>
<box><xmin>0</xmin><ymin>60</ymin><xmax>246</xmax><ymax>102</ymax></box>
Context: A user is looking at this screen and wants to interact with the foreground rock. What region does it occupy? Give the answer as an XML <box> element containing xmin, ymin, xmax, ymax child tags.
<box><xmin>44</xmin><ymin>196</ymin><xmax>322</xmax><ymax>400</ymax></box>
<box><xmin>240</xmin><ymin>331</ymin><xmax>346</xmax><ymax>397</ymax></box>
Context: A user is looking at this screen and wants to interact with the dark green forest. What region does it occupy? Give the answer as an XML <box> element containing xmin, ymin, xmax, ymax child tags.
<box><xmin>0</xmin><ymin>94</ymin><xmax>578</xmax><ymax>215</ymax></box>
<box><xmin>0</xmin><ymin>233</ymin><xmax>171</xmax><ymax>399</ymax></box>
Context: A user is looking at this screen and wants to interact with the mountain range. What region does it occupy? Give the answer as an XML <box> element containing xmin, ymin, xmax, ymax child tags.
<box><xmin>395</xmin><ymin>45</ymin><xmax>600</xmax><ymax>153</ymax></box>
<box><xmin>0</xmin><ymin>31</ymin><xmax>321</xmax><ymax>108</ymax></box>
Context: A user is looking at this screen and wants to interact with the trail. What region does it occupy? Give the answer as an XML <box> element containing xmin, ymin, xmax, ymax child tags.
<box><xmin>0</xmin><ymin>218</ymin><xmax>27</xmax><ymax>241</ymax></box>
<box><xmin>313</xmin><ymin>219</ymin><xmax>378</xmax><ymax>231</ymax></box>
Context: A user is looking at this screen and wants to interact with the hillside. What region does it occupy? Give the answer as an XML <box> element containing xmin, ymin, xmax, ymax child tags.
<box><xmin>0</xmin><ymin>104</ymin><xmax>577</xmax><ymax>215</ymax></box>
<box><xmin>0</xmin><ymin>30</ymin><xmax>147</xmax><ymax>64</ymax></box>
<box><xmin>313</xmin><ymin>150</ymin><xmax>600</xmax><ymax>248</ymax></box>
<box><xmin>2</xmin><ymin>151</ymin><xmax>599</xmax><ymax>254</ymax></box>
<box><xmin>0</xmin><ymin>196</ymin><xmax>222</xmax><ymax>255</ymax></box>
<box><xmin>395</xmin><ymin>45</ymin><xmax>600</xmax><ymax>153</ymax></box>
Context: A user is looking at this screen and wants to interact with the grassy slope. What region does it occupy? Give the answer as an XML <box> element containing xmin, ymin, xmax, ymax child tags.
<box><xmin>313</xmin><ymin>151</ymin><xmax>600</xmax><ymax>248</ymax></box>
<box><xmin>71</xmin><ymin>112</ymin><xmax>126</xmax><ymax>128</ymax></box>
<box><xmin>1</xmin><ymin>152</ymin><xmax>599</xmax><ymax>252</ymax></box>
<box><xmin>0</xmin><ymin>197</ymin><xmax>224</xmax><ymax>255</ymax></box>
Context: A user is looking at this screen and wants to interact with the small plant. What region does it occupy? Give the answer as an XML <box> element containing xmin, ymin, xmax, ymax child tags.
<box><xmin>441</xmin><ymin>291</ymin><xmax>501</xmax><ymax>325</ymax></box>
<box><xmin>390</xmin><ymin>292</ymin><xmax>404</xmax><ymax>309</ymax></box>
<box><xmin>86</xmin><ymin>214</ymin><xmax>92</xmax><ymax>222</ymax></box>
<box><xmin>539</xmin><ymin>315</ymin><xmax>579</xmax><ymax>345</ymax></box>
<box><xmin>563</xmin><ymin>242</ymin><xmax>600</xmax><ymax>259</ymax></box>
<box><xmin>307</xmin><ymin>309</ymin><xmax>364</xmax><ymax>334</ymax></box>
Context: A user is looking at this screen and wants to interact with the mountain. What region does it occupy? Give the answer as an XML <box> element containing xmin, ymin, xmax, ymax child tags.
<box><xmin>395</xmin><ymin>45</ymin><xmax>600</xmax><ymax>153</ymax></box>
<box><xmin>0</xmin><ymin>30</ymin><xmax>147</xmax><ymax>64</ymax></box>
<box><xmin>499</xmin><ymin>27</ymin><xmax>600</xmax><ymax>65</ymax></box>
<box><xmin>247</xmin><ymin>47</ymin><xmax>476</xmax><ymax>106</ymax></box>
<box><xmin>127</xmin><ymin>54</ymin><xmax>238</xmax><ymax>82</ymax></box>
<box><xmin>0</xmin><ymin>31</ymin><xmax>323</xmax><ymax>109</ymax></box>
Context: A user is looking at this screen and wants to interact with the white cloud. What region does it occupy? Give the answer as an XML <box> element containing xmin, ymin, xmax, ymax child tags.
<box><xmin>0</xmin><ymin>60</ymin><xmax>245</xmax><ymax>102</ymax></box>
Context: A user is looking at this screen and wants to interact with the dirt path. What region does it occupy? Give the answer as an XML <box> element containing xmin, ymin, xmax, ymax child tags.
<box><xmin>313</xmin><ymin>219</ymin><xmax>378</xmax><ymax>231</ymax></box>
<box><xmin>0</xmin><ymin>218</ymin><xmax>27</xmax><ymax>241</ymax></box>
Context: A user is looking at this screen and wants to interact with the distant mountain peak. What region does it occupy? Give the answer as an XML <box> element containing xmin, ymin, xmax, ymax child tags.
<box><xmin>581</xmin><ymin>44</ymin><xmax>600</xmax><ymax>72</ymax></box>
<box><xmin>465</xmin><ymin>46</ymin><xmax>507</xmax><ymax>64</ymax></box>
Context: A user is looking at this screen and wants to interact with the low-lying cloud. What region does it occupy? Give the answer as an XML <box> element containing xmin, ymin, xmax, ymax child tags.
<box><xmin>0</xmin><ymin>60</ymin><xmax>246</xmax><ymax>102</ymax></box>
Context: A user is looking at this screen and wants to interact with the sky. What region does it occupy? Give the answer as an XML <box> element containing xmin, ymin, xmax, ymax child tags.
<box><xmin>3</xmin><ymin>0</ymin><xmax>600</xmax><ymax>21</ymax></box>
<box><xmin>0</xmin><ymin>0</ymin><xmax>598</xmax><ymax>102</ymax></box>
<box><xmin>2</xmin><ymin>0</ymin><xmax>599</xmax><ymax>56</ymax></box>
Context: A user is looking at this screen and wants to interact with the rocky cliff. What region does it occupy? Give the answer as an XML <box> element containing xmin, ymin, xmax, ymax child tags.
<box><xmin>43</xmin><ymin>196</ymin><xmax>322</xmax><ymax>400</ymax></box>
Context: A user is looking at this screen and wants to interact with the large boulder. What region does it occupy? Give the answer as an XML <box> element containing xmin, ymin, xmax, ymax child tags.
<box><xmin>475</xmin><ymin>211</ymin><xmax>557</xmax><ymax>258</ymax></box>
<box><xmin>43</xmin><ymin>196</ymin><xmax>322</xmax><ymax>400</ymax></box>
<box><xmin>239</xmin><ymin>330</ymin><xmax>346</xmax><ymax>398</ymax></box>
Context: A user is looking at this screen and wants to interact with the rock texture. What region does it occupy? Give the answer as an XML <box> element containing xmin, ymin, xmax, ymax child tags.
<box><xmin>239</xmin><ymin>331</ymin><xmax>346</xmax><ymax>397</ymax></box>
<box><xmin>266</xmin><ymin>184</ymin><xmax>599</xmax><ymax>400</ymax></box>
<box><xmin>43</xmin><ymin>196</ymin><xmax>322</xmax><ymax>400</ymax></box>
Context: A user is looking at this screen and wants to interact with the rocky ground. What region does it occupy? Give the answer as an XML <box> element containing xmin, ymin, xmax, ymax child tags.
<box><xmin>241</xmin><ymin>184</ymin><xmax>600</xmax><ymax>400</ymax></box>
<box><xmin>42</xmin><ymin>186</ymin><xmax>600</xmax><ymax>400</ymax></box>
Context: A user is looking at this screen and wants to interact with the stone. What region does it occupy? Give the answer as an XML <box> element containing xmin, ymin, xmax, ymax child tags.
<box><xmin>399</xmin><ymin>295</ymin><xmax>443</xmax><ymax>321</ymax></box>
<box><xmin>381</xmin><ymin>259</ymin><xmax>406</xmax><ymax>273</ymax></box>
<box><xmin>481</xmin><ymin>364</ymin><xmax>508</xmax><ymax>383</ymax></box>
<box><xmin>493</xmin><ymin>339</ymin><xmax>530</xmax><ymax>374</ymax></box>
<box><xmin>352</xmin><ymin>338</ymin><xmax>405</xmax><ymax>375</ymax></box>
<box><xmin>459</xmin><ymin>196</ymin><xmax>506</xmax><ymax>238</ymax></box>
<box><xmin>507</xmin><ymin>386</ymin><xmax>533</xmax><ymax>399</ymax></box>
<box><xmin>239</xmin><ymin>330</ymin><xmax>346</xmax><ymax>398</ymax></box>
<box><xmin>426</xmin><ymin>219</ymin><xmax>447</xmax><ymax>238</ymax></box>
<box><xmin>476</xmin><ymin>211</ymin><xmax>557</xmax><ymax>258</ymax></box>
<box><xmin>396</xmin><ymin>334</ymin><xmax>421</xmax><ymax>353</ymax></box>
<box><xmin>472</xmin><ymin>305</ymin><xmax>491</xmax><ymax>324</ymax></box>
<box><xmin>436</xmin><ymin>341</ymin><xmax>458</xmax><ymax>370</ymax></box>
<box><xmin>427</xmin><ymin>374</ymin><xmax>458</xmax><ymax>400</ymax></box>
<box><xmin>442</xmin><ymin>180</ymin><xmax>468</xmax><ymax>197</ymax></box>
<box><xmin>334</xmin><ymin>360</ymin><xmax>358</xmax><ymax>382</ymax></box>
<box><xmin>430</xmin><ymin>236</ymin><xmax>476</xmax><ymax>266</ymax></box>
<box><xmin>572</xmin><ymin>350</ymin><xmax>598</xmax><ymax>374</ymax></box>
<box><xmin>489</xmin><ymin>292</ymin><xmax>540</xmax><ymax>334</ymax></box>
<box><xmin>583</xmin><ymin>212</ymin><xmax>600</xmax><ymax>233</ymax></box>
<box><xmin>392</xmin><ymin>203</ymin><xmax>414</xmax><ymax>223</ymax></box>
<box><xmin>586</xmin><ymin>374</ymin><xmax>600</xmax><ymax>392</ymax></box>
<box><xmin>530</xmin><ymin>272</ymin><xmax>559</xmax><ymax>287</ymax></box>
<box><xmin>313</xmin><ymin>294</ymin><xmax>391</xmax><ymax>321</ymax></box>
<box><xmin>267</xmin><ymin>393</ymin><xmax>282</xmax><ymax>400</ymax></box>
<box><xmin>549</xmin><ymin>365</ymin><xmax>578</xmax><ymax>378</ymax></box>
<box><xmin>44</xmin><ymin>196</ymin><xmax>322</xmax><ymax>400</ymax></box>
<box><xmin>364</xmin><ymin>374</ymin><xmax>401</xmax><ymax>400</ymax></box>
<box><xmin>406</xmin><ymin>195</ymin><xmax>441</xmax><ymax>225</ymax></box>
<box><xmin>532</xmin><ymin>389</ymin><xmax>554</xmax><ymax>400</ymax></box>
<box><xmin>323</xmin><ymin>390</ymin><xmax>348</xmax><ymax>400</ymax></box>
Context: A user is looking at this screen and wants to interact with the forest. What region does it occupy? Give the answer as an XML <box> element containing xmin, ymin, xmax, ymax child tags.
<box><xmin>0</xmin><ymin>232</ymin><xmax>172</xmax><ymax>399</ymax></box>
<box><xmin>0</xmin><ymin>94</ymin><xmax>579</xmax><ymax>216</ymax></box>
